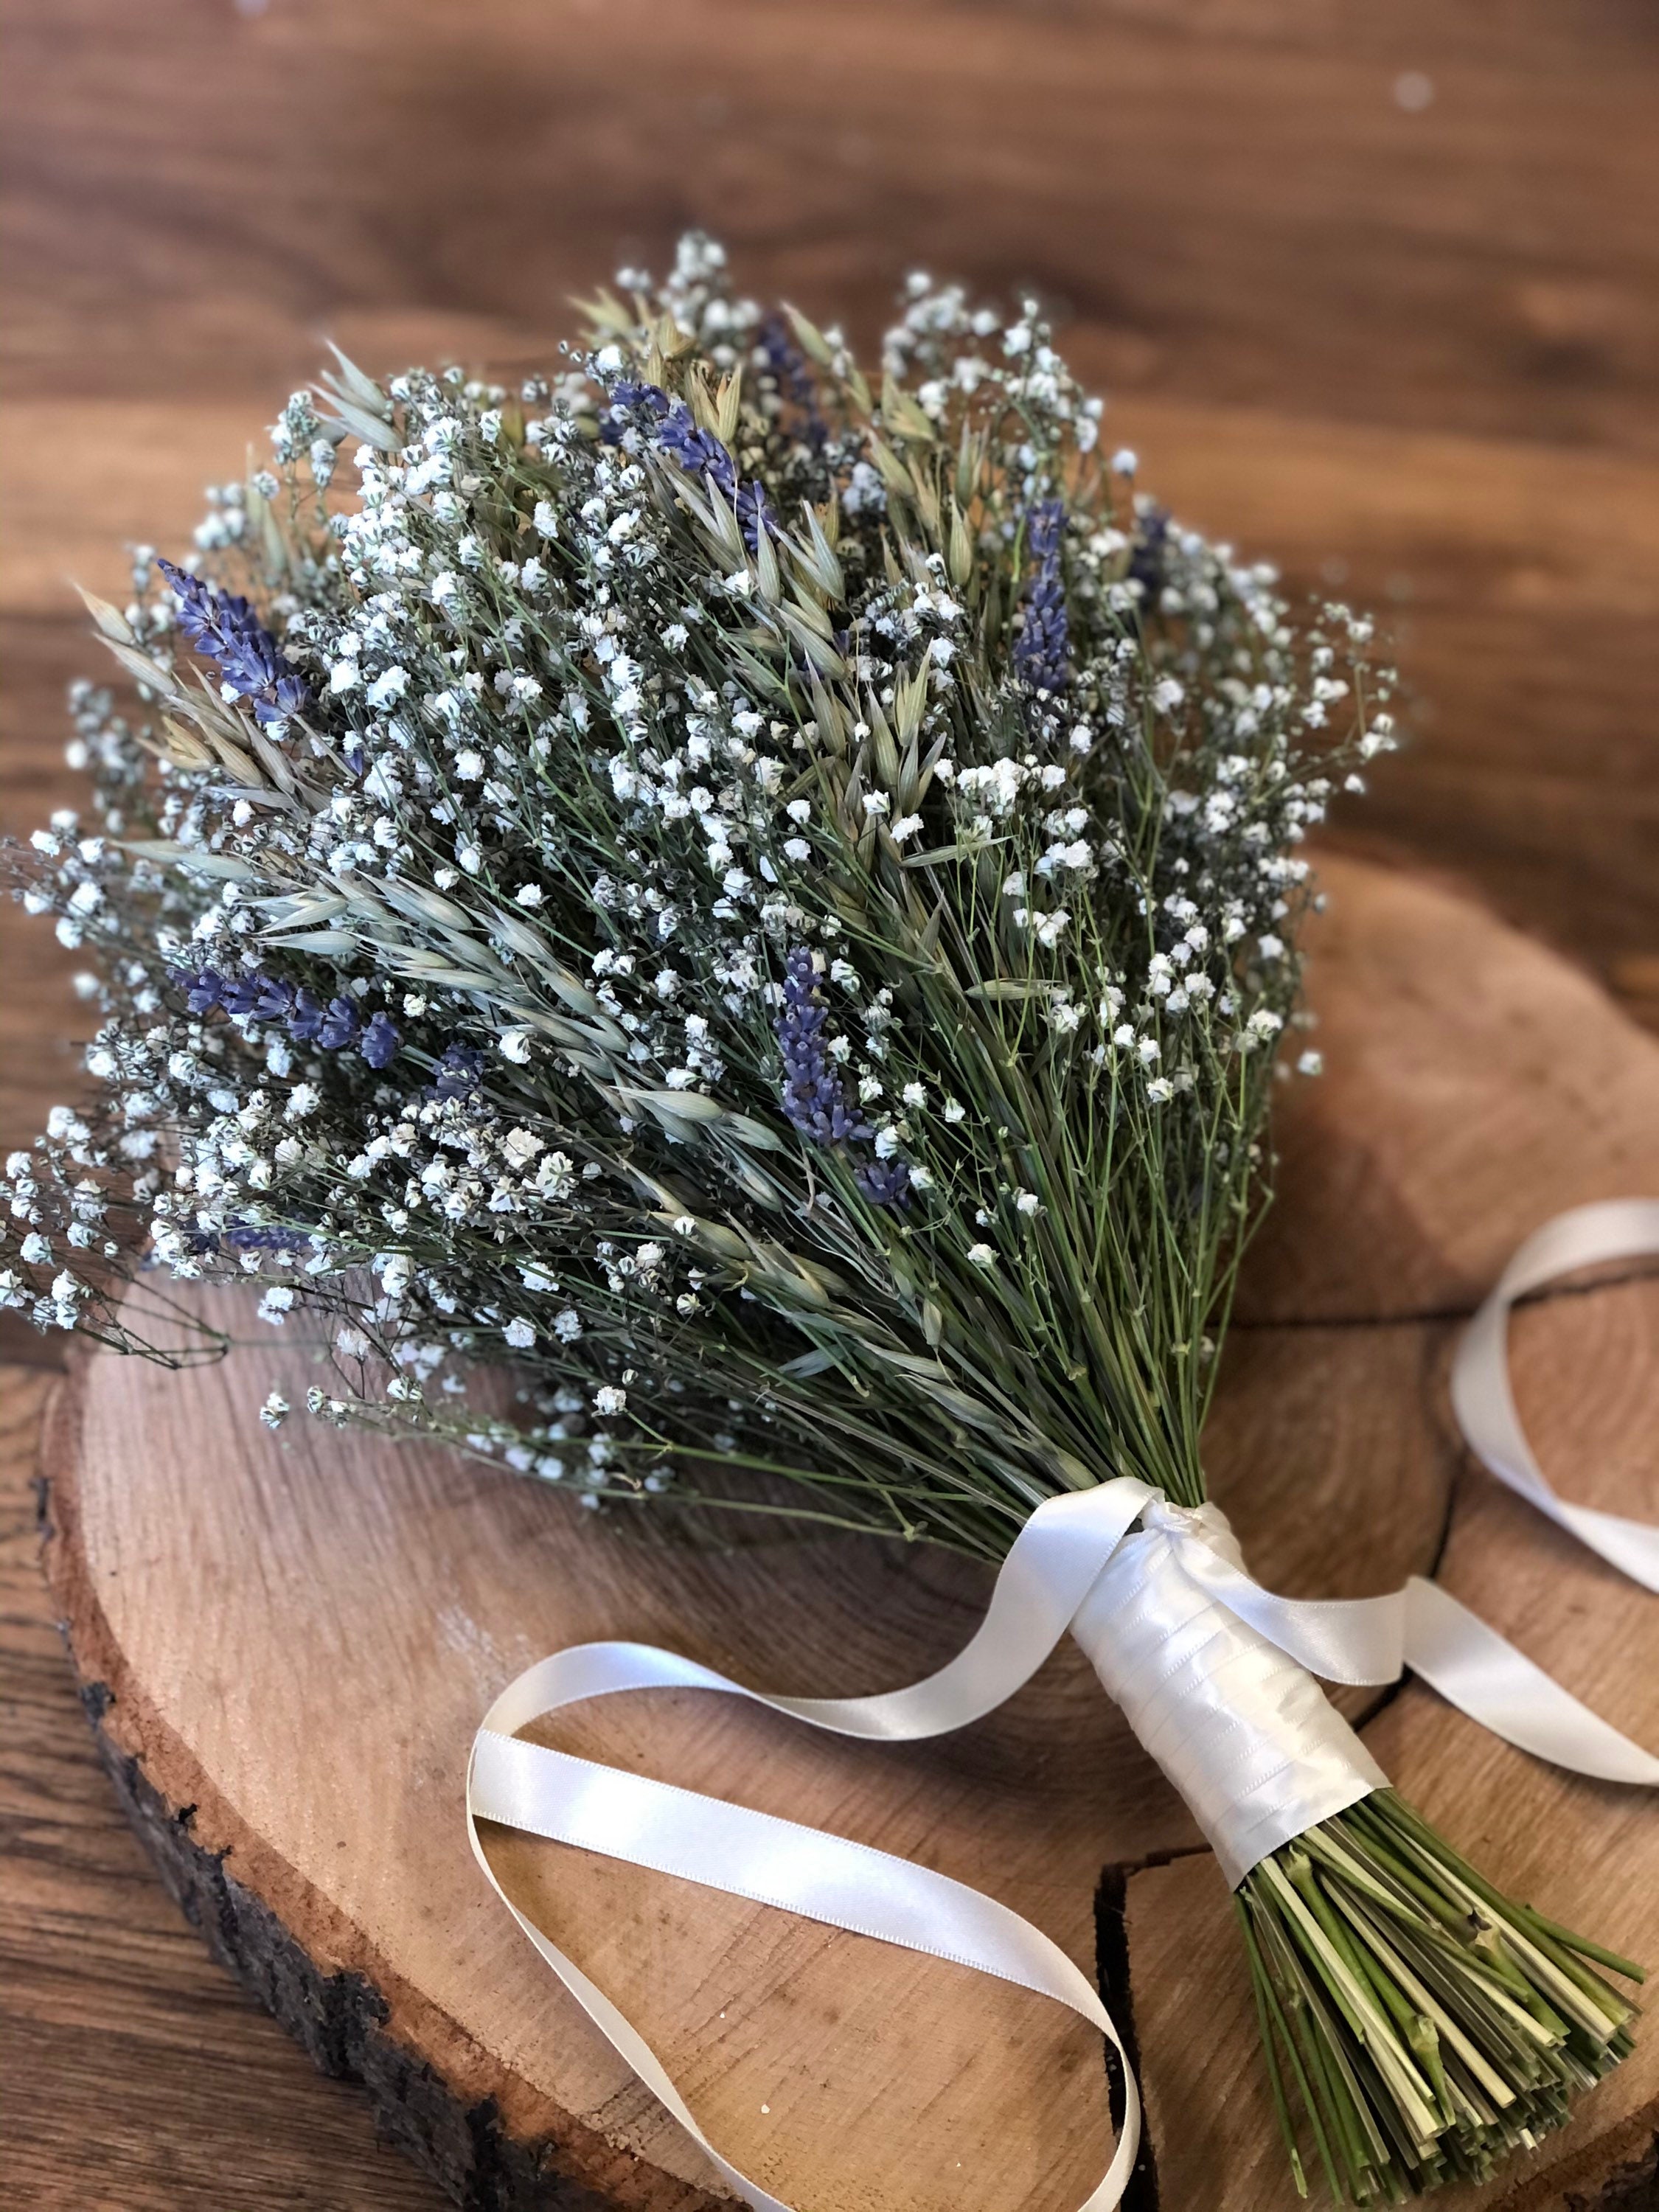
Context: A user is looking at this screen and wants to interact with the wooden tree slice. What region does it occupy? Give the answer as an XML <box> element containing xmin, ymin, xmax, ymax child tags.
<box><xmin>37</xmin><ymin>854</ymin><xmax>1659</xmax><ymax>2211</ymax></box>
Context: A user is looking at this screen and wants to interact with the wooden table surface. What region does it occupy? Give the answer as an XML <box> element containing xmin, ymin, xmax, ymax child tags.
<box><xmin>2</xmin><ymin>3</ymin><xmax>1656</xmax><ymax>2205</ymax></box>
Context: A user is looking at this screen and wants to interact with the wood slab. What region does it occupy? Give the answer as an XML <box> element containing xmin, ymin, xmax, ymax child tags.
<box><xmin>36</xmin><ymin>852</ymin><xmax>1659</xmax><ymax>2211</ymax></box>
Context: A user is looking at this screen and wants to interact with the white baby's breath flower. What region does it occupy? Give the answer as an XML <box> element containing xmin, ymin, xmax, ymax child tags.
<box><xmin>967</xmin><ymin>1242</ymin><xmax>997</xmax><ymax>1268</ymax></box>
<box><xmin>504</xmin><ymin>1316</ymin><xmax>537</xmax><ymax>1349</ymax></box>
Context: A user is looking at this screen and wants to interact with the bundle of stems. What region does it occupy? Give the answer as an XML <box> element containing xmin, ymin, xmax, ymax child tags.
<box><xmin>1</xmin><ymin>234</ymin><xmax>1638</xmax><ymax>2198</ymax></box>
<box><xmin>1237</xmin><ymin>1795</ymin><xmax>1638</xmax><ymax>2199</ymax></box>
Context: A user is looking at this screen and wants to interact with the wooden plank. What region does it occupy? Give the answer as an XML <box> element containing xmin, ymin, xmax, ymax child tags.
<box><xmin>0</xmin><ymin>1363</ymin><xmax>445</xmax><ymax>2211</ymax></box>
<box><xmin>35</xmin><ymin>1304</ymin><xmax>1455</xmax><ymax>2212</ymax></box>
<box><xmin>5</xmin><ymin>0</ymin><xmax>1659</xmax><ymax>456</ymax></box>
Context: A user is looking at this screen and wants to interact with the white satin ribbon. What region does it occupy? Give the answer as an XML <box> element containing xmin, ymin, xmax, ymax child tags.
<box><xmin>468</xmin><ymin>1200</ymin><xmax>1659</xmax><ymax>2212</ymax></box>
<box><xmin>1450</xmin><ymin>1197</ymin><xmax>1659</xmax><ymax>1592</ymax></box>
<box><xmin>1073</xmin><ymin>1500</ymin><xmax>1388</xmax><ymax>1886</ymax></box>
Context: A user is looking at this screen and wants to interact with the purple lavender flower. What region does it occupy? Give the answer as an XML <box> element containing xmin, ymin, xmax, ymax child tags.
<box><xmin>757</xmin><ymin>315</ymin><xmax>827</xmax><ymax>448</ymax></box>
<box><xmin>776</xmin><ymin>949</ymin><xmax>910</xmax><ymax>1208</ymax></box>
<box><xmin>316</xmin><ymin>995</ymin><xmax>361</xmax><ymax>1051</ymax></box>
<box><xmin>658</xmin><ymin>403</ymin><xmax>737</xmax><ymax>495</ymax></box>
<box><xmin>734</xmin><ymin>480</ymin><xmax>775</xmax><ymax>552</ymax></box>
<box><xmin>156</xmin><ymin>557</ymin><xmax>313</xmax><ymax>727</ymax></box>
<box><xmin>359</xmin><ymin>1010</ymin><xmax>401</xmax><ymax>1070</ymax></box>
<box><xmin>175</xmin><ymin>966</ymin><xmax>228</xmax><ymax>1016</ymax></box>
<box><xmin>223</xmin><ymin>1224</ymin><xmax>316</xmax><ymax>1252</ymax></box>
<box><xmin>216</xmin><ymin>973</ymin><xmax>265</xmax><ymax>1017</ymax></box>
<box><xmin>287</xmin><ymin>987</ymin><xmax>326</xmax><ymax>1042</ymax></box>
<box><xmin>776</xmin><ymin>948</ymin><xmax>868</xmax><ymax>1145</ymax></box>
<box><xmin>1127</xmin><ymin>507</ymin><xmax>1169</xmax><ymax>602</ymax></box>
<box><xmin>611</xmin><ymin>378</ymin><xmax>672</xmax><ymax>417</ymax></box>
<box><xmin>603</xmin><ymin>378</ymin><xmax>779</xmax><ymax>550</ymax></box>
<box><xmin>1013</xmin><ymin>500</ymin><xmax>1069</xmax><ymax>695</ymax></box>
<box><xmin>855</xmin><ymin>1156</ymin><xmax>911</xmax><ymax>1208</ymax></box>
<box><xmin>600</xmin><ymin>380</ymin><xmax>672</xmax><ymax>445</ymax></box>
<box><xmin>172</xmin><ymin>968</ymin><xmax>395</xmax><ymax>1065</ymax></box>
<box><xmin>431</xmin><ymin>1042</ymin><xmax>486</xmax><ymax>1099</ymax></box>
<box><xmin>251</xmin><ymin>975</ymin><xmax>296</xmax><ymax>1021</ymax></box>
<box><xmin>654</xmin><ymin>403</ymin><xmax>776</xmax><ymax>550</ymax></box>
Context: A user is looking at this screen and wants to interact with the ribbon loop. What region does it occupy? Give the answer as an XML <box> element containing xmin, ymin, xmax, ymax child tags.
<box><xmin>467</xmin><ymin>1486</ymin><xmax>1156</xmax><ymax>2212</ymax></box>
<box><xmin>469</xmin><ymin>1201</ymin><xmax>1659</xmax><ymax>2212</ymax></box>
<box><xmin>1450</xmin><ymin>1197</ymin><xmax>1659</xmax><ymax>1592</ymax></box>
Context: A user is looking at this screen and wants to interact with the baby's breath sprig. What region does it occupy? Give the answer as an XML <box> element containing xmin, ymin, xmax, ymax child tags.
<box><xmin>1</xmin><ymin>232</ymin><xmax>1633</xmax><ymax>2201</ymax></box>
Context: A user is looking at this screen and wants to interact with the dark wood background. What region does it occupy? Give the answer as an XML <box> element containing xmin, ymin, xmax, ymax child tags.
<box><xmin>2</xmin><ymin>2</ymin><xmax>1656</xmax><ymax>2205</ymax></box>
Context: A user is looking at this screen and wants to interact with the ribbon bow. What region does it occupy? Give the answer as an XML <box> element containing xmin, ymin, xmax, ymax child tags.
<box><xmin>468</xmin><ymin>1200</ymin><xmax>1659</xmax><ymax>2212</ymax></box>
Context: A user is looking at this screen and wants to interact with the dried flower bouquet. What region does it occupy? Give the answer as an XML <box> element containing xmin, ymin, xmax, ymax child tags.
<box><xmin>1</xmin><ymin>235</ymin><xmax>1640</xmax><ymax>2202</ymax></box>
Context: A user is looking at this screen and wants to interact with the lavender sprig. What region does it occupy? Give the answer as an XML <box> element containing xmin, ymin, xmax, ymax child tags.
<box><xmin>156</xmin><ymin>557</ymin><xmax>313</xmax><ymax>726</ymax></box>
<box><xmin>173</xmin><ymin>967</ymin><xmax>399</xmax><ymax>1068</ymax></box>
<box><xmin>1127</xmin><ymin>507</ymin><xmax>1170</xmax><ymax>602</ymax></box>
<box><xmin>609</xmin><ymin>380</ymin><xmax>776</xmax><ymax>549</ymax></box>
<box><xmin>776</xmin><ymin>947</ymin><xmax>866</xmax><ymax>1143</ymax></box>
<box><xmin>757</xmin><ymin>313</ymin><xmax>828</xmax><ymax>448</ymax></box>
<box><xmin>1014</xmin><ymin>498</ymin><xmax>1069</xmax><ymax>695</ymax></box>
<box><xmin>776</xmin><ymin>948</ymin><xmax>907</xmax><ymax>1206</ymax></box>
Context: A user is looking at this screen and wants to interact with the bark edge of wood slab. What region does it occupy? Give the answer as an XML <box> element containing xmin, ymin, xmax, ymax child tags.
<box><xmin>35</xmin><ymin>855</ymin><xmax>1659</xmax><ymax>2212</ymax></box>
<box><xmin>36</xmin><ymin>1368</ymin><xmax>633</xmax><ymax>2212</ymax></box>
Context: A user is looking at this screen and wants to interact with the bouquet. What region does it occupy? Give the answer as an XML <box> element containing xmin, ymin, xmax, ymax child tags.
<box><xmin>2</xmin><ymin>233</ymin><xmax>1641</xmax><ymax>2204</ymax></box>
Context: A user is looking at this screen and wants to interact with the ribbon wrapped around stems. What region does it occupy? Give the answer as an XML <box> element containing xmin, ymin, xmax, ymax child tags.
<box><xmin>467</xmin><ymin>1200</ymin><xmax>1659</xmax><ymax>2212</ymax></box>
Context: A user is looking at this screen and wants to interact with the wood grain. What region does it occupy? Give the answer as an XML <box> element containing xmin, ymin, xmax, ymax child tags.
<box><xmin>0</xmin><ymin>1363</ymin><xmax>446</xmax><ymax>2210</ymax></box>
<box><xmin>4</xmin><ymin>1</ymin><xmax>1659</xmax><ymax>2205</ymax></box>
<box><xmin>37</xmin><ymin>855</ymin><xmax>1659</xmax><ymax>2211</ymax></box>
